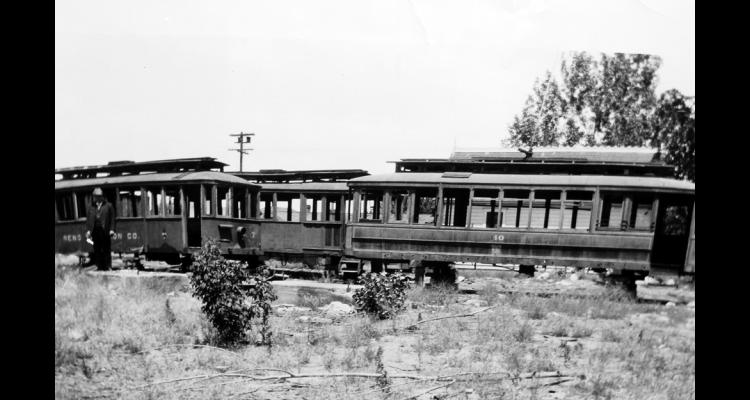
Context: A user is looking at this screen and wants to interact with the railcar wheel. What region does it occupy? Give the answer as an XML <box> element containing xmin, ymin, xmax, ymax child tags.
<box><xmin>427</xmin><ymin>262</ymin><xmax>457</xmax><ymax>289</ymax></box>
<box><xmin>519</xmin><ymin>264</ymin><xmax>536</xmax><ymax>277</ymax></box>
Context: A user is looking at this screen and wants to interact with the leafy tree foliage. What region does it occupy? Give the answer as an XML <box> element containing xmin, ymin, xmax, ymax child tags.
<box><xmin>507</xmin><ymin>52</ymin><xmax>694</xmax><ymax>182</ymax></box>
<box><xmin>189</xmin><ymin>240</ymin><xmax>277</xmax><ymax>346</ymax></box>
<box><xmin>353</xmin><ymin>272</ymin><xmax>410</xmax><ymax>319</ymax></box>
<box><xmin>654</xmin><ymin>89</ymin><xmax>695</xmax><ymax>181</ymax></box>
<box><xmin>509</xmin><ymin>71</ymin><xmax>565</xmax><ymax>147</ymax></box>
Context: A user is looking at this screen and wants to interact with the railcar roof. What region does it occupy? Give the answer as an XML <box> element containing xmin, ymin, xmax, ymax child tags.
<box><xmin>449</xmin><ymin>146</ymin><xmax>661</xmax><ymax>163</ymax></box>
<box><xmin>55</xmin><ymin>157</ymin><xmax>227</xmax><ymax>177</ymax></box>
<box><xmin>259</xmin><ymin>182</ymin><xmax>350</xmax><ymax>192</ymax></box>
<box><xmin>54</xmin><ymin>171</ymin><xmax>260</xmax><ymax>190</ymax></box>
<box><xmin>349</xmin><ymin>173</ymin><xmax>695</xmax><ymax>192</ymax></box>
<box><xmin>233</xmin><ymin>169</ymin><xmax>368</xmax><ymax>183</ymax></box>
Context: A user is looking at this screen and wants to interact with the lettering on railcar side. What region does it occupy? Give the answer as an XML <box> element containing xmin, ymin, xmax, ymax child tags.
<box><xmin>492</xmin><ymin>234</ymin><xmax>504</xmax><ymax>241</ymax></box>
<box><xmin>62</xmin><ymin>234</ymin><xmax>83</xmax><ymax>242</ymax></box>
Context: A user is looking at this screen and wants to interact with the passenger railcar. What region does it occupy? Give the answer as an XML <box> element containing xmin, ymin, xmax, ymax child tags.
<box><xmin>345</xmin><ymin>148</ymin><xmax>695</xmax><ymax>277</ymax></box>
<box><xmin>55</xmin><ymin>148</ymin><xmax>694</xmax><ymax>278</ymax></box>
<box><xmin>232</xmin><ymin>169</ymin><xmax>368</xmax><ymax>273</ymax></box>
<box><xmin>55</xmin><ymin>158</ymin><xmax>264</xmax><ymax>266</ymax></box>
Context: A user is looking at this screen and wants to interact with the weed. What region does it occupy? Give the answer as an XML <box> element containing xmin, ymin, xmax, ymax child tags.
<box><xmin>375</xmin><ymin>346</ymin><xmax>390</xmax><ymax>393</ymax></box>
<box><xmin>363</xmin><ymin>345</ymin><xmax>379</xmax><ymax>365</ymax></box>
<box><xmin>527</xmin><ymin>305</ymin><xmax>546</xmax><ymax>320</ymax></box>
<box><xmin>590</xmin><ymin>375</ymin><xmax>616</xmax><ymax>400</ymax></box>
<box><xmin>323</xmin><ymin>351</ymin><xmax>336</xmax><ymax>371</ymax></box>
<box><xmin>408</xmin><ymin>282</ymin><xmax>459</xmax><ymax>307</ymax></box>
<box><xmin>164</xmin><ymin>298</ymin><xmax>177</xmax><ymax>326</ymax></box>
<box><xmin>513</xmin><ymin>322</ymin><xmax>534</xmax><ymax>342</ymax></box>
<box><xmin>601</xmin><ymin>329</ymin><xmax>622</xmax><ymax>342</ymax></box>
<box><xmin>570</xmin><ymin>325</ymin><xmax>593</xmax><ymax>338</ymax></box>
<box><xmin>504</xmin><ymin>348</ymin><xmax>525</xmax><ymax>374</ymax></box>
<box><xmin>414</xmin><ymin>337</ymin><xmax>425</xmax><ymax>369</ymax></box>
<box><xmin>478</xmin><ymin>280</ymin><xmax>501</xmax><ymax>305</ymax></box>
<box><xmin>544</xmin><ymin>323</ymin><xmax>568</xmax><ymax>337</ymax></box>
<box><xmin>345</xmin><ymin>318</ymin><xmax>381</xmax><ymax>348</ymax></box>
<box><xmin>117</xmin><ymin>336</ymin><xmax>143</xmax><ymax>354</ymax></box>
<box><xmin>298</xmin><ymin>293</ymin><xmax>326</xmax><ymax>310</ymax></box>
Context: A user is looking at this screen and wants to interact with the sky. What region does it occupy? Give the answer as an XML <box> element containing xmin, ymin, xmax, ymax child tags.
<box><xmin>55</xmin><ymin>0</ymin><xmax>695</xmax><ymax>175</ymax></box>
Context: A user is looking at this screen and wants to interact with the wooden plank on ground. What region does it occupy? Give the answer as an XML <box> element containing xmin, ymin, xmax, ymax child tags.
<box><xmin>636</xmin><ymin>284</ymin><xmax>695</xmax><ymax>304</ymax></box>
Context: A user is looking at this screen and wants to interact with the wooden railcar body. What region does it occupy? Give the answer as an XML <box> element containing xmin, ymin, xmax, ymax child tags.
<box><xmin>255</xmin><ymin>182</ymin><xmax>349</xmax><ymax>259</ymax></box>
<box><xmin>232</xmin><ymin>169</ymin><xmax>368</xmax><ymax>267</ymax></box>
<box><xmin>346</xmin><ymin>172</ymin><xmax>695</xmax><ymax>274</ymax></box>
<box><xmin>55</xmin><ymin>166</ymin><xmax>263</xmax><ymax>262</ymax></box>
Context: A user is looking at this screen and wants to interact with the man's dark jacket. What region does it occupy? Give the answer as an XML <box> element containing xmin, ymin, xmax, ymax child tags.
<box><xmin>86</xmin><ymin>201</ymin><xmax>116</xmax><ymax>233</ymax></box>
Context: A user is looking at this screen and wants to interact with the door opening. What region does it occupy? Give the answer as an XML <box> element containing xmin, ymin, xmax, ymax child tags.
<box><xmin>184</xmin><ymin>186</ymin><xmax>202</xmax><ymax>247</ymax></box>
<box><xmin>651</xmin><ymin>195</ymin><xmax>693</xmax><ymax>270</ymax></box>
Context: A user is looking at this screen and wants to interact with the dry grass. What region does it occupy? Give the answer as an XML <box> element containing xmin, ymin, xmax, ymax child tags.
<box><xmin>56</xmin><ymin>265</ymin><xmax>694</xmax><ymax>400</ymax></box>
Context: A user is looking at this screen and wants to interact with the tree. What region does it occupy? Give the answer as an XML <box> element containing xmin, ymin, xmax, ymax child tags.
<box><xmin>654</xmin><ymin>90</ymin><xmax>695</xmax><ymax>181</ymax></box>
<box><xmin>506</xmin><ymin>52</ymin><xmax>694</xmax><ymax>182</ymax></box>
<box><xmin>508</xmin><ymin>71</ymin><xmax>565</xmax><ymax>148</ymax></box>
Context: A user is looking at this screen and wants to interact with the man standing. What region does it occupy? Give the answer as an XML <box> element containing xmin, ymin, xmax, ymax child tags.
<box><xmin>86</xmin><ymin>187</ymin><xmax>116</xmax><ymax>270</ymax></box>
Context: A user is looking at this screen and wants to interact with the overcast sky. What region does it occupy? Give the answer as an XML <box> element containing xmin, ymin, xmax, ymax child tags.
<box><xmin>55</xmin><ymin>0</ymin><xmax>694</xmax><ymax>175</ymax></box>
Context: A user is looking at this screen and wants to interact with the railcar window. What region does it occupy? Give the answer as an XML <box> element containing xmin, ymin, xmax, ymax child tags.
<box><xmin>302</xmin><ymin>195</ymin><xmax>324</xmax><ymax>222</ymax></box>
<box><xmin>203</xmin><ymin>185</ymin><xmax>214</xmax><ymax>216</ymax></box>
<box><xmin>163</xmin><ymin>187</ymin><xmax>181</xmax><ymax>216</ymax></box>
<box><xmin>56</xmin><ymin>192</ymin><xmax>76</xmax><ymax>221</ymax></box>
<box><xmin>388</xmin><ymin>191</ymin><xmax>409</xmax><ymax>224</ymax></box>
<box><xmin>413</xmin><ymin>189</ymin><xmax>438</xmax><ymax>225</ymax></box>
<box><xmin>530</xmin><ymin>191</ymin><xmax>561</xmax><ymax>229</ymax></box>
<box><xmin>76</xmin><ymin>191</ymin><xmax>91</xmax><ymax>219</ymax></box>
<box><xmin>291</xmin><ymin>197</ymin><xmax>301</xmax><ymax>222</ymax></box>
<box><xmin>441</xmin><ymin>189</ymin><xmax>470</xmax><ymax>227</ymax></box>
<box><xmin>118</xmin><ymin>188</ymin><xmax>142</xmax><ymax>218</ymax></box>
<box><xmin>187</xmin><ymin>197</ymin><xmax>197</xmax><ymax>218</ymax></box>
<box><xmin>327</xmin><ymin>198</ymin><xmax>341</xmax><ymax>222</ymax></box>
<box><xmin>249</xmin><ymin>192</ymin><xmax>258</xmax><ymax>218</ymax></box>
<box><xmin>563</xmin><ymin>191</ymin><xmax>593</xmax><ymax>230</ymax></box>
<box><xmin>233</xmin><ymin>187</ymin><xmax>246</xmax><ymax>219</ymax></box>
<box><xmin>470</xmin><ymin>189</ymin><xmax>500</xmax><ymax>228</ymax></box>
<box><xmin>629</xmin><ymin>195</ymin><xmax>653</xmax><ymax>230</ymax></box>
<box><xmin>313</xmin><ymin>198</ymin><xmax>323</xmax><ymax>221</ymax></box>
<box><xmin>276</xmin><ymin>193</ymin><xmax>300</xmax><ymax>222</ymax></box>
<box><xmin>661</xmin><ymin>205</ymin><xmax>690</xmax><ymax>236</ymax></box>
<box><xmin>501</xmin><ymin>190</ymin><xmax>530</xmax><ymax>228</ymax></box>
<box><xmin>146</xmin><ymin>188</ymin><xmax>161</xmax><ymax>216</ymax></box>
<box><xmin>217</xmin><ymin>187</ymin><xmax>231</xmax><ymax>217</ymax></box>
<box><xmin>598</xmin><ymin>193</ymin><xmax>624</xmax><ymax>229</ymax></box>
<box><xmin>359</xmin><ymin>190</ymin><xmax>383</xmax><ymax>223</ymax></box>
<box><xmin>102</xmin><ymin>189</ymin><xmax>117</xmax><ymax>213</ymax></box>
<box><xmin>259</xmin><ymin>193</ymin><xmax>273</xmax><ymax>219</ymax></box>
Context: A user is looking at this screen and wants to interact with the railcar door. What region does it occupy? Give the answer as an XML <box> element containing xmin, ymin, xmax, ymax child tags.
<box><xmin>183</xmin><ymin>185</ymin><xmax>202</xmax><ymax>247</ymax></box>
<box><xmin>650</xmin><ymin>195</ymin><xmax>694</xmax><ymax>271</ymax></box>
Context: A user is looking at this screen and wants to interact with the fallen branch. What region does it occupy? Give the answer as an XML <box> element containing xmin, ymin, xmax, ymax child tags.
<box><xmin>530</xmin><ymin>378</ymin><xmax>575</xmax><ymax>389</ymax></box>
<box><xmin>133</xmin><ymin>370</ymin><xmax>578</xmax><ymax>390</ymax></box>
<box><xmin>401</xmin><ymin>379</ymin><xmax>456</xmax><ymax>400</ymax></box>
<box><xmin>138</xmin><ymin>344</ymin><xmax>242</xmax><ymax>359</ymax></box>
<box><xmin>402</xmin><ymin>306</ymin><xmax>497</xmax><ymax>330</ymax></box>
<box><xmin>347</xmin><ymin>376</ymin><xmax>437</xmax><ymax>398</ymax></box>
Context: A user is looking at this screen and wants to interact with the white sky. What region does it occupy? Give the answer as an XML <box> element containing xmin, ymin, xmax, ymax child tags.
<box><xmin>55</xmin><ymin>0</ymin><xmax>694</xmax><ymax>175</ymax></box>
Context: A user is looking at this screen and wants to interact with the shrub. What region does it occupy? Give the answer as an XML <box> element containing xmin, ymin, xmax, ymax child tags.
<box><xmin>353</xmin><ymin>272</ymin><xmax>410</xmax><ymax>319</ymax></box>
<box><xmin>513</xmin><ymin>322</ymin><xmax>534</xmax><ymax>342</ymax></box>
<box><xmin>189</xmin><ymin>239</ymin><xmax>277</xmax><ymax>346</ymax></box>
<box><xmin>478</xmin><ymin>280</ymin><xmax>502</xmax><ymax>305</ymax></box>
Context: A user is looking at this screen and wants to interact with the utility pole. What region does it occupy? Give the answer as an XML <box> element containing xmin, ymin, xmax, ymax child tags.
<box><xmin>229</xmin><ymin>132</ymin><xmax>255</xmax><ymax>172</ymax></box>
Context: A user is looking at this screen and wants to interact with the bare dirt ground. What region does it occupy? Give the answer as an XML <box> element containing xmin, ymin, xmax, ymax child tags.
<box><xmin>55</xmin><ymin>265</ymin><xmax>694</xmax><ymax>400</ymax></box>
